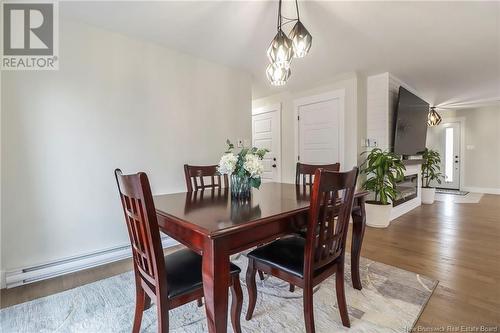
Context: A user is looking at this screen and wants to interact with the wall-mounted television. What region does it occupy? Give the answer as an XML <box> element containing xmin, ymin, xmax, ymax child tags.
<box><xmin>393</xmin><ymin>87</ymin><xmax>429</xmax><ymax>156</ymax></box>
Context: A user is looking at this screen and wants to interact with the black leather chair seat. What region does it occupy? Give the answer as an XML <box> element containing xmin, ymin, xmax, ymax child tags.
<box><xmin>247</xmin><ymin>236</ymin><xmax>306</xmax><ymax>278</ymax></box>
<box><xmin>165</xmin><ymin>248</ymin><xmax>241</xmax><ymax>299</ymax></box>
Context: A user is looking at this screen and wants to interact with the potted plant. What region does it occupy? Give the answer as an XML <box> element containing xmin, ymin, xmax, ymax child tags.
<box><xmin>421</xmin><ymin>148</ymin><xmax>442</xmax><ymax>204</ymax></box>
<box><xmin>361</xmin><ymin>148</ymin><xmax>406</xmax><ymax>228</ymax></box>
<box><xmin>217</xmin><ymin>140</ymin><xmax>268</xmax><ymax>200</ymax></box>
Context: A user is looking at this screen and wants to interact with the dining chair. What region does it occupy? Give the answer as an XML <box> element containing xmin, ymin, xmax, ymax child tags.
<box><xmin>288</xmin><ymin>162</ymin><xmax>342</xmax><ymax>292</ymax></box>
<box><xmin>184</xmin><ymin>164</ymin><xmax>266</xmax><ymax>281</ymax></box>
<box><xmin>245</xmin><ymin>167</ymin><xmax>359</xmax><ymax>332</ymax></box>
<box><xmin>184</xmin><ymin>164</ymin><xmax>228</xmax><ymax>192</ymax></box>
<box><xmin>115</xmin><ymin>169</ymin><xmax>243</xmax><ymax>333</ymax></box>
<box><xmin>296</xmin><ymin>162</ymin><xmax>340</xmax><ymax>186</ymax></box>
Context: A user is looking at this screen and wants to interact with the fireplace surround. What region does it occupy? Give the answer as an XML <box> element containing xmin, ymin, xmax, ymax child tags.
<box><xmin>393</xmin><ymin>174</ymin><xmax>418</xmax><ymax>207</ymax></box>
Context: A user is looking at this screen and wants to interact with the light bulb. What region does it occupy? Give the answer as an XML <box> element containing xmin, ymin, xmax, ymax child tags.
<box><xmin>266</xmin><ymin>63</ymin><xmax>291</xmax><ymax>86</ymax></box>
<box><xmin>289</xmin><ymin>21</ymin><xmax>312</xmax><ymax>58</ymax></box>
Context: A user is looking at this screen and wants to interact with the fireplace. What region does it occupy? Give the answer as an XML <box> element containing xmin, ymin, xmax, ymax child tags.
<box><xmin>393</xmin><ymin>174</ymin><xmax>418</xmax><ymax>207</ymax></box>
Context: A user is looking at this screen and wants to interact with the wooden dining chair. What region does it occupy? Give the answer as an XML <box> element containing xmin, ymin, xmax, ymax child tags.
<box><xmin>184</xmin><ymin>164</ymin><xmax>266</xmax><ymax>281</ymax></box>
<box><xmin>296</xmin><ymin>162</ymin><xmax>340</xmax><ymax>186</ymax></box>
<box><xmin>288</xmin><ymin>162</ymin><xmax>342</xmax><ymax>292</ymax></box>
<box><xmin>115</xmin><ymin>169</ymin><xmax>243</xmax><ymax>333</ymax></box>
<box><xmin>245</xmin><ymin>167</ymin><xmax>359</xmax><ymax>332</ymax></box>
<box><xmin>184</xmin><ymin>164</ymin><xmax>228</xmax><ymax>192</ymax></box>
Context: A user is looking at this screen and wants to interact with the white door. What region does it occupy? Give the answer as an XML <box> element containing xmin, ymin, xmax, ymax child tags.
<box><xmin>252</xmin><ymin>105</ymin><xmax>281</xmax><ymax>183</ymax></box>
<box><xmin>296</xmin><ymin>93</ymin><xmax>344</xmax><ymax>166</ymax></box>
<box><xmin>427</xmin><ymin>121</ymin><xmax>461</xmax><ymax>189</ymax></box>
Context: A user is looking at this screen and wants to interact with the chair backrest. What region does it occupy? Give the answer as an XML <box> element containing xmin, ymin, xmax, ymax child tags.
<box><xmin>295</xmin><ymin>162</ymin><xmax>340</xmax><ymax>186</ymax></box>
<box><xmin>184</xmin><ymin>164</ymin><xmax>228</xmax><ymax>192</ymax></box>
<box><xmin>303</xmin><ymin>167</ymin><xmax>358</xmax><ymax>276</ymax></box>
<box><xmin>115</xmin><ymin>169</ymin><xmax>166</xmax><ymax>296</ymax></box>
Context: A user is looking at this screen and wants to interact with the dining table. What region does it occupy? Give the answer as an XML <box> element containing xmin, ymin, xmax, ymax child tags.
<box><xmin>154</xmin><ymin>182</ymin><xmax>368</xmax><ymax>333</ymax></box>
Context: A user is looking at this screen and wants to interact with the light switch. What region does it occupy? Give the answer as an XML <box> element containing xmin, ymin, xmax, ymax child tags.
<box><xmin>364</xmin><ymin>138</ymin><xmax>378</xmax><ymax>147</ymax></box>
<box><xmin>466</xmin><ymin>145</ymin><xmax>475</xmax><ymax>150</ymax></box>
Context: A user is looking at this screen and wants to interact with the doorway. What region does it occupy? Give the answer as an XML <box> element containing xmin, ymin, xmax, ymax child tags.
<box><xmin>427</xmin><ymin>121</ymin><xmax>462</xmax><ymax>190</ymax></box>
<box><xmin>252</xmin><ymin>104</ymin><xmax>281</xmax><ymax>183</ymax></box>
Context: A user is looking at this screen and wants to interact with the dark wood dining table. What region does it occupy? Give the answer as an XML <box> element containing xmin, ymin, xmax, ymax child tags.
<box><xmin>154</xmin><ymin>182</ymin><xmax>368</xmax><ymax>333</ymax></box>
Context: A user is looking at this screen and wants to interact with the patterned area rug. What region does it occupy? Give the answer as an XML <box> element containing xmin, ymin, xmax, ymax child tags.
<box><xmin>1</xmin><ymin>254</ymin><xmax>437</xmax><ymax>333</ymax></box>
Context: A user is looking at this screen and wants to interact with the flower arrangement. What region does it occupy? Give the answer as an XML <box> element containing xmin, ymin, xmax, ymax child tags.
<box><xmin>218</xmin><ymin>140</ymin><xmax>268</xmax><ymax>199</ymax></box>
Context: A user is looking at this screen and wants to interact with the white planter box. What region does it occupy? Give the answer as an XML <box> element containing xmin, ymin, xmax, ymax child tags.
<box><xmin>366</xmin><ymin>202</ymin><xmax>392</xmax><ymax>228</ymax></box>
<box><xmin>421</xmin><ymin>187</ymin><xmax>436</xmax><ymax>204</ymax></box>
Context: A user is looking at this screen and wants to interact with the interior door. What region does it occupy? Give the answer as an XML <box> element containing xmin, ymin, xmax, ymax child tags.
<box><xmin>426</xmin><ymin>121</ymin><xmax>461</xmax><ymax>189</ymax></box>
<box><xmin>252</xmin><ymin>107</ymin><xmax>281</xmax><ymax>183</ymax></box>
<box><xmin>298</xmin><ymin>98</ymin><xmax>342</xmax><ymax>165</ymax></box>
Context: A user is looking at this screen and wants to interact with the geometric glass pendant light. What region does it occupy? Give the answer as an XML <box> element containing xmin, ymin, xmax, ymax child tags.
<box><xmin>427</xmin><ymin>107</ymin><xmax>442</xmax><ymax>126</ymax></box>
<box><xmin>266</xmin><ymin>62</ymin><xmax>291</xmax><ymax>86</ymax></box>
<box><xmin>266</xmin><ymin>0</ymin><xmax>312</xmax><ymax>85</ymax></box>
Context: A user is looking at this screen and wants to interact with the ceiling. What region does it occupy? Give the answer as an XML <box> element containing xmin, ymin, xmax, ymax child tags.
<box><xmin>62</xmin><ymin>1</ymin><xmax>500</xmax><ymax>107</ymax></box>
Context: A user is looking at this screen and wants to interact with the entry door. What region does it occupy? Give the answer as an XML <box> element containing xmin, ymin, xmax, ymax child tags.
<box><xmin>297</xmin><ymin>95</ymin><xmax>343</xmax><ymax>166</ymax></box>
<box><xmin>252</xmin><ymin>105</ymin><xmax>281</xmax><ymax>182</ymax></box>
<box><xmin>427</xmin><ymin>121</ymin><xmax>461</xmax><ymax>189</ymax></box>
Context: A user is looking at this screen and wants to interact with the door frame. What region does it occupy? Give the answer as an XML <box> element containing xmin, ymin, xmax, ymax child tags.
<box><xmin>293</xmin><ymin>89</ymin><xmax>346</xmax><ymax>167</ymax></box>
<box><xmin>252</xmin><ymin>103</ymin><xmax>282</xmax><ymax>183</ymax></box>
<box><xmin>438</xmin><ymin>116</ymin><xmax>466</xmax><ymax>190</ymax></box>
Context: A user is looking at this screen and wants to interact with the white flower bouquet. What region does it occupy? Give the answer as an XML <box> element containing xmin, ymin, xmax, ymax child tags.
<box><xmin>218</xmin><ymin>140</ymin><xmax>268</xmax><ymax>198</ymax></box>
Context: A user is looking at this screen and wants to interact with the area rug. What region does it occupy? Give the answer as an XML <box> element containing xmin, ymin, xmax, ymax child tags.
<box><xmin>0</xmin><ymin>254</ymin><xmax>437</xmax><ymax>333</ymax></box>
<box><xmin>435</xmin><ymin>189</ymin><xmax>469</xmax><ymax>196</ymax></box>
<box><xmin>435</xmin><ymin>192</ymin><xmax>483</xmax><ymax>204</ymax></box>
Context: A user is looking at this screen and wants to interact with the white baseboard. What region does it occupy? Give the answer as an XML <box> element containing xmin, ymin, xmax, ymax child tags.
<box><xmin>390</xmin><ymin>197</ymin><xmax>421</xmax><ymax>221</ymax></box>
<box><xmin>4</xmin><ymin>237</ymin><xmax>179</xmax><ymax>289</ymax></box>
<box><xmin>462</xmin><ymin>186</ymin><xmax>500</xmax><ymax>195</ymax></box>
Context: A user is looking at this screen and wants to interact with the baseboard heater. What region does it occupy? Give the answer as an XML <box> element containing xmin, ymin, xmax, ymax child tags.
<box><xmin>4</xmin><ymin>237</ymin><xmax>179</xmax><ymax>289</ymax></box>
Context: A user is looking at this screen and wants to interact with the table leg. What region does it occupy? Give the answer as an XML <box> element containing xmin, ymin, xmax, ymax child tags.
<box><xmin>202</xmin><ymin>239</ymin><xmax>229</xmax><ymax>333</ymax></box>
<box><xmin>351</xmin><ymin>196</ymin><xmax>366</xmax><ymax>290</ymax></box>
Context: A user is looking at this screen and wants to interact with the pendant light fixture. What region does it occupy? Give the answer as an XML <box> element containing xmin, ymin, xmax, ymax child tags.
<box><xmin>267</xmin><ymin>29</ymin><xmax>294</xmax><ymax>68</ymax></box>
<box><xmin>289</xmin><ymin>0</ymin><xmax>312</xmax><ymax>58</ymax></box>
<box><xmin>427</xmin><ymin>107</ymin><xmax>442</xmax><ymax>126</ymax></box>
<box><xmin>266</xmin><ymin>0</ymin><xmax>312</xmax><ymax>85</ymax></box>
<box><xmin>266</xmin><ymin>62</ymin><xmax>291</xmax><ymax>86</ymax></box>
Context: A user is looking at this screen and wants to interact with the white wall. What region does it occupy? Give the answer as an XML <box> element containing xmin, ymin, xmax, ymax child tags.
<box><xmin>436</xmin><ymin>105</ymin><xmax>500</xmax><ymax>193</ymax></box>
<box><xmin>1</xmin><ymin>19</ymin><xmax>252</xmax><ymax>272</ymax></box>
<box><xmin>252</xmin><ymin>72</ymin><xmax>361</xmax><ymax>183</ymax></box>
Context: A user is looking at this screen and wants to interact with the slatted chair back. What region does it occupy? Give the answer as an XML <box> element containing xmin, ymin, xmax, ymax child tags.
<box><xmin>304</xmin><ymin>167</ymin><xmax>358</xmax><ymax>275</ymax></box>
<box><xmin>295</xmin><ymin>162</ymin><xmax>340</xmax><ymax>186</ymax></box>
<box><xmin>115</xmin><ymin>169</ymin><xmax>167</xmax><ymax>297</ymax></box>
<box><xmin>184</xmin><ymin>164</ymin><xmax>228</xmax><ymax>192</ymax></box>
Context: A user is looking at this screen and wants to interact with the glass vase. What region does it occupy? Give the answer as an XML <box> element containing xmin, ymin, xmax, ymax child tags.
<box><xmin>230</xmin><ymin>174</ymin><xmax>251</xmax><ymax>200</ymax></box>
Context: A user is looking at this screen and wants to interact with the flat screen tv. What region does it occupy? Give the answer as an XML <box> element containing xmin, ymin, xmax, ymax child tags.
<box><xmin>393</xmin><ymin>87</ymin><xmax>429</xmax><ymax>156</ymax></box>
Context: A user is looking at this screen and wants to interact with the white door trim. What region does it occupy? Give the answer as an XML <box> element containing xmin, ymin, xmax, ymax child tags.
<box><xmin>252</xmin><ymin>103</ymin><xmax>282</xmax><ymax>182</ymax></box>
<box><xmin>252</xmin><ymin>103</ymin><xmax>281</xmax><ymax>116</ymax></box>
<box><xmin>293</xmin><ymin>89</ymin><xmax>346</xmax><ymax>167</ymax></box>
<box><xmin>439</xmin><ymin>116</ymin><xmax>466</xmax><ymax>191</ymax></box>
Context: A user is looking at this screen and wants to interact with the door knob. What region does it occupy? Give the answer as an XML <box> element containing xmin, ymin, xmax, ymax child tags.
<box><xmin>273</xmin><ymin>157</ymin><xmax>277</xmax><ymax>161</ymax></box>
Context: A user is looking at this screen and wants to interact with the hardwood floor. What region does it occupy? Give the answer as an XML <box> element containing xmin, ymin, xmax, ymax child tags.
<box><xmin>356</xmin><ymin>194</ymin><xmax>500</xmax><ymax>328</ymax></box>
<box><xmin>2</xmin><ymin>194</ymin><xmax>499</xmax><ymax>329</ymax></box>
